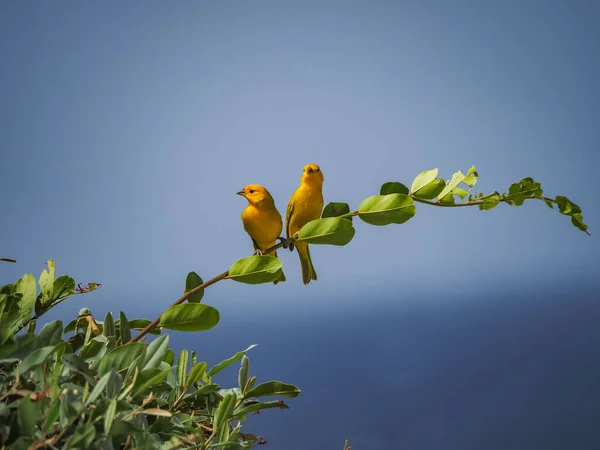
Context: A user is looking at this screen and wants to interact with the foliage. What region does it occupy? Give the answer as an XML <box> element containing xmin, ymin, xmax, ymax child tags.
<box><xmin>0</xmin><ymin>164</ymin><xmax>588</xmax><ymax>449</ymax></box>
<box><xmin>0</xmin><ymin>261</ymin><xmax>299</xmax><ymax>449</ymax></box>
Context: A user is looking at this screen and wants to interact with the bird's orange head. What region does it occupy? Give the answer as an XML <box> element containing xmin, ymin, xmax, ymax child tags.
<box><xmin>237</xmin><ymin>184</ymin><xmax>275</xmax><ymax>208</ymax></box>
<box><xmin>300</xmin><ymin>164</ymin><xmax>324</xmax><ymax>186</ymax></box>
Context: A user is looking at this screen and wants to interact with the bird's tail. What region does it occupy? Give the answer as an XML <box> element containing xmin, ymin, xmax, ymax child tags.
<box><xmin>269</xmin><ymin>249</ymin><xmax>286</xmax><ymax>284</ymax></box>
<box><xmin>296</xmin><ymin>241</ymin><xmax>317</xmax><ymax>285</ymax></box>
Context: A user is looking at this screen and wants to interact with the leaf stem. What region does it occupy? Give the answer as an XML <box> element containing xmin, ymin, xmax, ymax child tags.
<box><xmin>128</xmin><ymin>241</ymin><xmax>286</xmax><ymax>344</ymax></box>
<box><xmin>337</xmin><ymin>211</ymin><xmax>359</xmax><ymax>219</ymax></box>
<box><xmin>411</xmin><ymin>193</ymin><xmax>559</xmax><ymax>208</ymax></box>
<box><xmin>412</xmin><ymin>197</ymin><xmax>482</xmax><ymax>207</ymax></box>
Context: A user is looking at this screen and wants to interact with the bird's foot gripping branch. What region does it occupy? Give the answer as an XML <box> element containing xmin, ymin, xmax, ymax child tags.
<box><xmin>0</xmin><ymin>260</ymin><xmax>300</xmax><ymax>449</ymax></box>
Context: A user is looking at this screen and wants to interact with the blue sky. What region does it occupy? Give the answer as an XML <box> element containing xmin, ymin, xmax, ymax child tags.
<box><xmin>2</xmin><ymin>1</ymin><xmax>600</xmax><ymax>448</ymax></box>
<box><xmin>2</xmin><ymin>1</ymin><xmax>598</xmax><ymax>317</ymax></box>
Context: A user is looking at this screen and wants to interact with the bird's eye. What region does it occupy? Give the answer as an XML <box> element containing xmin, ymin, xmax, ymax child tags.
<box><xmin>249</xmin><ymin>189</ymin><xmax>255</xmax><ymax>193</ymax></box>
<box><xmin>316</xmin><ymin>168</ymin><xmax>320</xmax><ymax>172</ymax></box>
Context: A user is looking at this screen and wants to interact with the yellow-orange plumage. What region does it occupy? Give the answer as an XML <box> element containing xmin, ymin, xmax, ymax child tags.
<box><xmin>286</xmin><ymin>164</ymin><xmax>324</xmax><ymax>285</ymax></box>
<box><xmin>238</xmin><ymin>184</ymin><xmax>286</xmax><ymax>284</ymax></box>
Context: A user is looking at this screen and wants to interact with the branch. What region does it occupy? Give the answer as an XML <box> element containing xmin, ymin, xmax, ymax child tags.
<box><xmin>128</xmin><ymin>240</ymin><xmax>286</xmax><ymax>343</ymax></box>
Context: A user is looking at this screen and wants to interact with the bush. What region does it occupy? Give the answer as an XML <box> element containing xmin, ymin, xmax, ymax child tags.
<box><xmin>0</xmin><ymin>261</ymin><xmax>298</xmax><ymax>449</ymax></box>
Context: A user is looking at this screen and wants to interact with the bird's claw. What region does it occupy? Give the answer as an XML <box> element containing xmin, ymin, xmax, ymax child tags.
<box><xmin>278</xmin><ymin>236</ymin><xmax>294</xmax><ymax>250</ymax></box>
<box><xmin>253</xmin><ymin>249</ymin><xmax>263</xmax><ymax>256</ymax></box>
<box><xmin>278</xmin><ymin>237</ymin><xmax>295</xmax><ymax>251</ymax></box>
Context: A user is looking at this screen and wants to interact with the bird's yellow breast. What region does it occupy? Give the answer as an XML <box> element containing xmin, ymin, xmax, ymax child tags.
<box><xmin>287</xmin><ymin>185</ymin><xmax>324</xmax><ymax>236</ymax></box>
<box><xmin>241</xmin><ymin>206</ymin><xmax>283</xmax><ymax>248</ymax></box>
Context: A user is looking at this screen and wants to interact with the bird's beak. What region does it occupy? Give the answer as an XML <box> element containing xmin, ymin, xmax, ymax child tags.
<box><xmin>306</xmin><ymin>167</ymin><xmax>314</xmax><ymax>173</ymax></box>
<box><xmin>236</xmin><ymin>189</ymin><xmax>245</xmax><ymax>196</ymax></box>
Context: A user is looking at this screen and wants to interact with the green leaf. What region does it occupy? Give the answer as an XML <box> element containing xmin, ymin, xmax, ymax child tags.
<box><xmin>214</xmin><ymin>393</ymin><xmax>237</xmax><ymax>442</ymax></box>
<box><xmin>0</xmin><ymin>332</ymin><xmax>15</xmax><ymax>352</ymax></box>
<box><xmin>358</xmin><ymin>194</ymin><xmax>416</xmax><ymax>226</ymax></box>
<box><xmin>60</xmin><ymin>390</ymin><xmax>82</xmax><ymax>428</ymax></box>
<box><xmin>504</xmin><ymin>178</ymin><xmax>543</xmax><ymax>206</ymax></box>
<box><xmin>410</xmin><ymin>169</ymin><xmax>438</xmax><ymax>195</ymax></box>
<box><xmin>39</xmin><ymin>259</ymin><xmax>55</xmax><ymax>303</ymax></box>
<box><xmin>62</xmin><ymin>354</ymin><xmax>96</xmax><ymax>385</ymax></box>
<box><xmin>555</xmin><ymin>196</ymin><xmax>589</xmax><ymax>235</ymax></box>
<box><xmin>132</xmin><ymin>368</ymin><xmax>172</xmax><ymax>398</ymax></box>
<box><xmin>106</xmin><ymin>371</ymin><xmax>123</xmax><ymax>399</ymax></box>
<box><xmin>164</xmin><ymin>348</ymin><xmax>175</xmax><ymax>365</ymax></box>
<box><xmin>18</xmin><ymin>397</ymin><xmax>38</xmax><ymax>437</ymax></box>
<box><xmin>5</xmin><ymin>333</ymin><xmax>36</xmax><ymax>360</ymax></box>
<box><xmin>118</xmin><ymin>311</ymin><xmax>131</xmax><ymax>343</ymax></box>
<box><xmin>15</xmin><ymin>274</ymin><xmax>36</xmax><ymax>331</ymax></box>
<box><xmin>185</xmin><ymin>362</ymin><xmax>207</xmax><ymax>391</ymax></box>
<box><xmin>412</xmin><ymin>178</ymin><xmax>445</xmax><ymax>199</ymax></box>
<box><xmin>86</xmin><ymin>371</ymin><xmax>112</xmax><ymax>405</ymax></box>
<box><xmin>195</xmin><ymin>384</ymin><xmax>222</xmax><ymax>397</ymax></box>
<box><xmin>143</xmin><ymin>334</ymin><xmax>170</xmax><ymax>370</ymax></box>
<box><xmin>238</xmin><ymin>356</ymin><xmax>249</xmax><ymax>393</ymax></box>
<box><xmin>208</xmin><ymin>345</ymin><xmax>257</xmax><ymax>377</ymax></box>
<box><xmin>51</xmin><ymin>275</ymin><xmax>75</xmax><ymax>302</ymax></box>
<box><xmin>43</xmin><ymin>400</ymin><xmax>60</xmax><ymax>433</ymax></box>
<box><xmin>296</xmin><ymin>217</ymin><xmax>355</xmax><ymax>245</ymax></box>
<box><xmin>80</xmin><ymin>335</ymin><xmax>108</xmax><ymax>364</ymax></box>
<box><xmin>438</xmin><ymin>170</ymin><xmax>466</xmax><ymax>200</ymax></box>
<box><xmin>66</xmin><ymin>423</ymin><xmax>96</xmax><ymax>448</ymax></box>
<box><xmin>185</xmin><ymin>272</ymin><xmax>205</xmax><ymax>303</ymax></box>
<box><xmin>16</xmin><ymin>345</ymin><xmax>57</xmax><ymax>374</ymax></box>
<box><xmin>439</xmin><ymin>194</ymin><xmax>456</xmax><ymax>205</ymax></box>
<box><xmin>571</xmin><ymin>213</ymin><xmax>590</xmax><ymax>235</ymax></box>
<box><xmin>103</xmin><ymin>312</ymin><xmax>115</xmax><ymax>338</ymax></box>
<box><xmin>462</xmin><ymin>165</ymin><xmax>478</xmax><ymax>186</ymax></box>
<box><xmin>228</xmin><ymin>256</ymin><xmax>283</xmax><ymax>284</ymax></box>
<box><xmin>555</xmin><ymin>195</ymin><xmax>581</xmax><ymax>215</ymax></box>
<box><xmin>244</xmin><ymin>376</ymin><xmax>257</xmax><ymax>394</ymax></box>
<box><xmin>245</xmin><ymin>381</ymin><xmax>301</xmax><ymax>399</ymax></box>
<box><xmin>478</xmin><ymin>193</ymin><xmax>501</xmax><ymax>211</ymax></box>
<box><xmin>321</xmin><ymin>202</ymin><xmax>352</xmax><ymax>222</ymax></box>
<box><xmin>452</xmin><ymin>187</ymin><xmax>469</xmax><ymax>199</ymax></box>
<box><xmin>380</xmin><ymin>182</ymin><xmax>409</xmax><ymax>196</ymax></box>
<box><xmin>104</xmin><ymin>398</ymin><xmax>117</xmax><ymax>435</ymax></box>
<box><xmin>176</xmin><ymin>349</ymin><xmax>189</xmax><ymax>389</ymax></box>
<box><xmin>0</xmin><ymin>294</ymin><xmax>21</xmax><ymax>338</ymax></box>
<box><xmin>160</xmin><ymin>303</ymin><xmax>220</xmax><ymax>332</ymax></box>
<box><xmin>233</xmin><ymin>400</ymin><xmax>289</xmax><ymax>419</ymax></box>
<box><xmin>36</xmin><ymin>320</ymin><xmax>64</xmax><ymax>348</ymax></box>
<box><xmin>97</xmin><ymin>343</ymin><xmax>146</xmax><ymax>377</ymax></box>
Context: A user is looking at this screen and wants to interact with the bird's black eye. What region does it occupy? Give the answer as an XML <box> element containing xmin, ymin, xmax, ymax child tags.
<box><xmin>249</xmin><ymin>189</ymin><xmax>255</xmax><ymax>193</ymax></box>
<box><xmin>316</xmin><ymin>168</ymin><xmax>320</xmax><ymax>172</ymax></box>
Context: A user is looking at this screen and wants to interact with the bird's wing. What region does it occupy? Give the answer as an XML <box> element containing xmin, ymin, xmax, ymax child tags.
<box><xmin>285</xmin><ymin>195</ymin><xmax>295</xmax><ymax>239</ymax></box>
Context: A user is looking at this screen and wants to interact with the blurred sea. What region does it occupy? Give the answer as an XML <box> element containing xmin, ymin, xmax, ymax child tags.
<box><xmin>167</xmin><ymin>283</ymin><xmax>600</xmax><ymax>450</ymax></box>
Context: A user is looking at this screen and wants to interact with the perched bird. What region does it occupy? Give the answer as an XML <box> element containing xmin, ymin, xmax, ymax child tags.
<box><xmin>237</xmin><ymin>184</ymin><xmax>286</xmax><ymax>284</ymax></box>
<box><xmin>286</xmin><ymin>164</ymin><xmax>324</xmax><ymax>285</ymax></box>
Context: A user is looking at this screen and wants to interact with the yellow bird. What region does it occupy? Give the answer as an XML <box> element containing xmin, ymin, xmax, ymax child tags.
<box><xmin>237</xmin><ymin>184</ymin><xmax>286</xmax><ymax>284</ymax></box>
<box><xmin>286</xmin><ymin>164</ymin><xmax>324</xmax><ymax>285</ymax></box>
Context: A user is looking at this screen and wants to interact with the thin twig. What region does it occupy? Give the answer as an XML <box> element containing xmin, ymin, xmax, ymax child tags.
<box><xmin>128</xmin><ymin>241</ymin><xmax>286</xmax><ymax>344</ymax></box>
<box><xmin>412</xmin><ymin>193</ymin><xmax>557</xmax><ymax>208</ymax></box>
